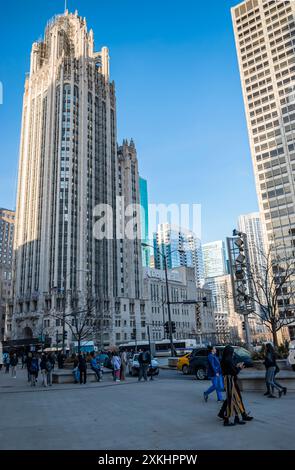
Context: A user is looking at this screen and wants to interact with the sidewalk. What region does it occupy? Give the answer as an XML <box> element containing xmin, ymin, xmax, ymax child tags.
<box><xmin>0</xmin><ymin>366</ymin><xmax>137</xmax><ymax>394</ymax></box>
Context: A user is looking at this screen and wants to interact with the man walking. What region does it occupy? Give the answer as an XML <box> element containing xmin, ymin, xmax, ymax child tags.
<box><xmin>120</xmin><ymin>349</ymin><xmax>128</xmax><ymax>381</ymax></box>
<box><xmin>10</xmin><ymin>353</ymin><xmax>18</xmax><ymax>379</ymax></box>
<box><xmin>204</xmin><ymin>346</ymin><xmax>223</xmax><ymax>402</ymax></box>
<box><xmin>138</xmin><ymin>350</ymin><xmax>150</xmax><ymax>382</ymax></box>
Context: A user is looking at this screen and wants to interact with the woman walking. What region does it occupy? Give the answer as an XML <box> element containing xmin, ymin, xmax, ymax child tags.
<box><xmin>264</xmin><ymin>343</ymin><xmax>287</xmax><ymax>398</ymax></box>
<box><xmin>40</xmin><ymin>354</ymin><xmax>48</xmax><ymax>387</ymax></box>
<box><xmin>219</xmin><ymin>345</ymin><xmax>253</xmax><ymax>427</ymax></box>
<box><xmin>111</xmin><ymin>352</ymin><xmax>121</xmax><ymax>382</ymax></box>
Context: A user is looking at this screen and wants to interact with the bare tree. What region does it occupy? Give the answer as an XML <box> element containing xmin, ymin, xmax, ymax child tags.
<box><xmin>50</xmin><ymin>294</ymin><xmax>98</xmax><ymax>354</ymax></box>
<box><xmin>245</xmin><ymin>244</ymin><xmax>295</xmax><ymax>347</ymax></box>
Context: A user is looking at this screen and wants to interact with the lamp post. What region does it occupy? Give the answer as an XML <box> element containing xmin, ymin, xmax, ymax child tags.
<box><xmin>142</xmin><ymin>243</ymin><xmax>184</xmax><ymax>358</ymax></box>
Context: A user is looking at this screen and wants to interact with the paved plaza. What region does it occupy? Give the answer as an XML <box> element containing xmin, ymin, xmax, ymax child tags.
<box><xmin>0</xmin><ymin>367</ymin><xmax>294</xmax><ymax>450</ymax></box>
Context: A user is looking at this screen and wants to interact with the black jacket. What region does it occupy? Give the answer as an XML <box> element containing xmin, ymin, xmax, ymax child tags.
<box><xmin>78</xmin><ymin>357</ymin><xmax>87</xmax><ymax>371</ymax></box>
<box><xmin>264</xmin><ymin>352</ymin><xmax>276</xmax><ymax>369</ymax></box>
<box><xmin>221</xmin><ymin>358</ymin><xmax>240</xmax><ymax>377</ymax></box>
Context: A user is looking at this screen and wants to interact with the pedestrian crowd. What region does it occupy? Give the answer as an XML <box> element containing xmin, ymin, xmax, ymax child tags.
<box><xmin>202</xmin><ymin>343</ymin><xmax>288</xmax><ymax>427</ymax></box>
<box><xmin>0</xmin><ymin>351</ymin><xmax>56</xmax><ymax>387</ymax></box>
<box><xmin>0</xmin><ymin>347</ymin><xmax>157</xmax><ymax>388</ymax></box>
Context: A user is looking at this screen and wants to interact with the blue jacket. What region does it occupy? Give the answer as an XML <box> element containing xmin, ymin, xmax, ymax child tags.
<box><xmin>207</xmin><ymin>353</ymin><xmax>222</xmax><ymax>378</ymax></box>
<box><xmin>90</xmin><ymin>357</ymin><xmax>100</xmax><ymax>370</ymax></box>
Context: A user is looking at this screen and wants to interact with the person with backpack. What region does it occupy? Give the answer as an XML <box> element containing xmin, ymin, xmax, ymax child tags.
<box><xmin>111</xmin><ymin>352</ymin><xmax>121</xmax><ymax>382</ymax></box>
<box><xmin>138</xmin><ymin>350</ymin><xmax>151</xmax><ymax>382</ymax></box>
<box><xmin>203</xmin><ymin>346</ymin><xmax>223</xmax><ymax>402</ymax></box>
<box><xmin>10</xmin><ymin>353</ymin><xmax>18</xmax><ymax>379</ymax></box>
<box><xmin>4</xmin><ymin>353</ymin><xmax>10</xmax><ymax>374</ymax></box>
<box><xmin>78</xmin><ymin>354</ymin><xmax>87</xmax><ymax>384</ymax></box>
<box><xmin>30</xmin><ymin>354</ymin><xmax>39</xmax><ymax>387</ymax></box>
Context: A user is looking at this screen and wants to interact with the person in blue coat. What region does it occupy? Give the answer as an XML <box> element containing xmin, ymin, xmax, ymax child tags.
<box><xmin>203</xmin><ymin>346</ymin><xmax>223</xmax><ymax>402</ymax></box>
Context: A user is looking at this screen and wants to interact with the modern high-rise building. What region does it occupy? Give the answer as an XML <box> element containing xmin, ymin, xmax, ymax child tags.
<box><xmin>153</xmin><ymin>223</ymin><xmax>204</xmax><ymax>287</ymax></box>
<box><xmin>0</xmin><ymin>209</ymin><xmax>15</xmax><ymax>340</ymax></box>
<box><xmin>238</xmin><ymin>212</ymin><xmax>266</xmax><ymax>273</ymax></box>
<box><xmin>202</xmin><ymin>241</ymin><xmax>227</xmax><ymax>279</ymax></box>
<box><xmin>12</xmin><ymin>10</ymin><xmax>146</xmax><ymax>347</ymax></box>
<box><xmin>204</xmin><ymin>275</ymin><xmax>243</xmax><ymax>344</ymax></box>
<box><xmin>238</xmin><ymin>212</ymin><xmax>271</xmax><ymax>340</ymax></box>
<box><xmin>232</xmin><ymin>0</ymin><xmax>295</xmax><ymax>255</ymax></box>
<box><xmin>139</xmin><ymin>177</ymin><xmax>150</xmax><ymax>267</ymax></box>
<box><xmin>232</xmin><ymin>0</ymin><xmax>295</xmax><ymax>340</ymax></box>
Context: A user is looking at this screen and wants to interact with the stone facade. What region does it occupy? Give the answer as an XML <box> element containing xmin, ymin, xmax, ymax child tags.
<box><xmin>12</xmin><ymin>11</ymin><xmax>145</xmax><ymax>348</ymax></box>
<box><xmin>143</xmin><ymin>266</ymin><xmax>216</xmax><ymax>343</ymax></box>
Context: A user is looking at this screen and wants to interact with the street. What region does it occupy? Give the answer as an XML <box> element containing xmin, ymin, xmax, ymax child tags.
<box><xmin>0</xmin><ymin>367</ymin><xmax>294</xmax><ymax>450</ymax></box>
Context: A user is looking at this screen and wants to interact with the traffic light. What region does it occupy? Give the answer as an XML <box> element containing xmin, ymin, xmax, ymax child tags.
<box><xmin>63</xmin><ymin>331</ymin><xmax>68</xmax><ymax>341</ymax></box>
<box><xmin>203</xmin><ymin>297</ymin><xmax>208</xmax><ymax>307</ymax></box>
<box><xmin>242</xmin><ymin>322</ymin><xmax>245</xmax><ymax>331</ymax></box>
<box><xmin>171</xmin><ymin>322</ymin><xmax>176</xmax><ymax>334</ymax></box>
<box><xmin>164</xmin><ymin>322</ymin><xmax>170</xmax><ymax>336</ymax></box>
<box><xmin>131</xmin><ymin>328</ymin><xmax>136</xmax><ymax>340</ymax></box>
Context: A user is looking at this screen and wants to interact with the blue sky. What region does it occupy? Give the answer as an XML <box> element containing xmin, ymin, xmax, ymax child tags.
<box><xmin>0</xmin><ymin>0</ymin><xmax>258</xmax><ymax>243</ymax></box>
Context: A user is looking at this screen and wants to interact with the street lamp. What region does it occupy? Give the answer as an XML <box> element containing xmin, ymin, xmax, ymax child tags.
<box><xmin>142</xmin><ymin>242</ymin><xmax>184</xmax><ymax>357</ymax></box>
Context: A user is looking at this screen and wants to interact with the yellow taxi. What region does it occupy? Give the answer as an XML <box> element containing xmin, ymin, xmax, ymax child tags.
<box><xmin>177</xmin><ymin>353</ymin><xmax>191</xmax><ymax>375</ymax></box>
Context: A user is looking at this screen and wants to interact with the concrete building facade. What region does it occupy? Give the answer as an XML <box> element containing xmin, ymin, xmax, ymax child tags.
<box><xmin>232</xmin><ymin>0</ymin><xmax>295</xmax><ymax>339</ymax></box>
<box><xmin>143</xmin><ymin>266</ymin><xmax>216</xmax><ymax>343</ymax></box>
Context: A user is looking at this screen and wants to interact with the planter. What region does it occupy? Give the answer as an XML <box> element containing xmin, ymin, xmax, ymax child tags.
<box><xmin>252</xmin><ymin>359</ymin><xmax>289</xmax><ymax>370</ymax></box>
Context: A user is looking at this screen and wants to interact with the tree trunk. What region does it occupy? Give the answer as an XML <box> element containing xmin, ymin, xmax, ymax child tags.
<box><xmin>271</xmin><ymin>324</ymin><xmax>279</xmax><ymax>348</ymax></box>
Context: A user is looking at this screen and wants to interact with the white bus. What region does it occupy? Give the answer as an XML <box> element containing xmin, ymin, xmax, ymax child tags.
<box><xmin>118</xmin><ymin>338</ymin><xmax>197</xmax><ymax>357</ymax></box>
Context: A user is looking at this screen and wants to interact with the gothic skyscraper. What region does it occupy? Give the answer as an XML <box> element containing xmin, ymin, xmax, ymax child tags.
<box><xmin>12</xmin><ymin>10</ymin><xmax>145</xmax><ymax>347</ymax></box>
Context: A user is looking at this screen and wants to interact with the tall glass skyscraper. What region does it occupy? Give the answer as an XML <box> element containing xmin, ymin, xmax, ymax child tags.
<box><xmin>153</xmin><ymin>223</ymin><xmax>204</xmax><ymax>287</ymax></box>
<box><xmin>202</xmin><ymin>241</ymin><xmax>227</xmax><ymax>279</ymax></box>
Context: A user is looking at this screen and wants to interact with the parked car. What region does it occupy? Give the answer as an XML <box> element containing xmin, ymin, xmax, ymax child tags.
<box><xmin>189</xmin><ymin>346</ymin><xmax>253</xmax><ymax>380</ymax></box>
<box><xmin>287</xmin><ymin>341</ymin><xmax>295</xmax><ymax>371</ymax></box>
<box><xmin>128</xmin><ymin>354</ymin><xmax>159</xmax><ymax>377</ymax></box>
<box><xmin>177</xmin><ymin>353</ymin><xmax>191</xmax><ymax>375</ymax></box>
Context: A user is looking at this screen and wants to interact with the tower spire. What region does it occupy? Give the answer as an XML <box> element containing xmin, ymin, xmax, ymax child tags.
<box><xmin>64</xmin><ymin>0</ymin><xmax>68</xmax><ymax>13</ymax></box>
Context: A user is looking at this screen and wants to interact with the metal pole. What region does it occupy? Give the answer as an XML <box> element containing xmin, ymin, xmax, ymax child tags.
<box><xmin>147</xmin><ymin>324</ymin><xmax>151</xmax><ymax>356</ymax></box>
<box><xmin>62</xmin><ymin>279</ymin><xmax>66</xmax><ymax>356</ymax></box>
<box><xmin>163</xmin><ymin>255</ymin><xmax>174</xmax><ymax>357</ymax></box>
<box><xmin>244</xmin><ymin>314</ymin><xmax>252</xmax><ymax>351</ymax></box>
